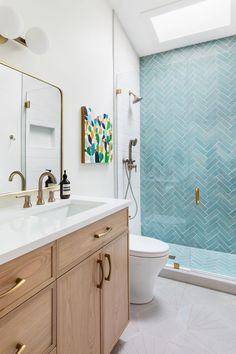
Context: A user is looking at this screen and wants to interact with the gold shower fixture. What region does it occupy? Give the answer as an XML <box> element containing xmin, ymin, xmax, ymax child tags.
<box><xmin>116</xmin><ymin>88</ymin><xmax>122</xmax><ymax>95</ymax></box>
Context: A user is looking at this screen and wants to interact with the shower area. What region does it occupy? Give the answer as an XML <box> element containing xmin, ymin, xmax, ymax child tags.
<box><xmin>140</xmin><ymin>36</ymin><xmax>236</xmax><ymax>283</ymax></box>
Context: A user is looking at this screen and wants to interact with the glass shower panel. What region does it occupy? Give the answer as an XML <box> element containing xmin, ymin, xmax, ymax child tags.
<box><xmin>188</xmin><ymin>45</ymin><xmax>236</xmax><ymax>278</ymax></box>
<box><xmin>116</xmin><ymin>71</ymin><xmax>141</xmax><ymax>235</ymax></box>
<box><xmin>140</xmin><ymin>36</ymin><xmax>236</xmax><ymax>280</ymax></box>
<box><xmin>141</xmin><ymin>54</ymin><xmax>193</xmax><ymax>270</ymax></box>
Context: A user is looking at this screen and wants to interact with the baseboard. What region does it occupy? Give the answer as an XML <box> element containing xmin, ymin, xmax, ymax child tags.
<box><xmin>160</xmin><ymin>266</ymin><xmax>236</xmax><ymax>295</ymax></box>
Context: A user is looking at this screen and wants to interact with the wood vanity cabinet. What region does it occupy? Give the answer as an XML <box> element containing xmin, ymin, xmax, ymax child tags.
<box><xmin>0</xmin><ymin>208</ymin><xmax>129</xmax><ymax>354</ymax></box>
<box><xmin>0</xmin><ymin>283</ymin><xmax>56</xmax><ymax>354</ymax></box>
<box><xmin>102</xmin><ymin>232</ymin><xmax>129</xmax><ymax>354</ymax></box>
<box><xmin>57</xmin><ymin>251</ymin><xmax>101</xmax><ymax>354</ymax></box>
<box><xmin>57</xmin><ymin>210</ymin><xmax>129</xmax><ymax>354</ymax></box>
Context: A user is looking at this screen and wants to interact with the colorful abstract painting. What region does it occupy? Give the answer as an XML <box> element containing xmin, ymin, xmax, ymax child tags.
<box><xmin>81</xmin><ymin>106</ymin><xmax>113</xmax><ymax>164</ymax></box>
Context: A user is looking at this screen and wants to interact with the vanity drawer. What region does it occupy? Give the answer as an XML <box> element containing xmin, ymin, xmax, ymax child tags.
<box><xmin>0</xmin><ymin>242</ymin><xmax>56</xmax><ymax>317</ymax></box>
<box><xmin>57</xmin><ymin>208</ymin><xmax>128</xmax><ymax>274</ymax></box>
<box><xmin>0</xmin><ymin>283</ymin><xmax>56</xmax><ymax>354</ymax></box>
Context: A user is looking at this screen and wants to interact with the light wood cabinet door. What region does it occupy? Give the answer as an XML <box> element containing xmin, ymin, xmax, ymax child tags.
<box><xmin>57</xmin><ymin>251</ymin><xmax>101</xmax><ymax>354</ymax></box>
<box><xmin>0</xmin><ymin>283</ymin><xmax>56</xmax><ymax>354</ymax></box>
<box><xmin>102</xmin><ymin>232</ymin><xmax>129</xmax><ymax>354</ymax></box>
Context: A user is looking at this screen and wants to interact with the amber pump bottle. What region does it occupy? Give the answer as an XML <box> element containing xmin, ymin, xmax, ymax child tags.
<box><xmin>60</xmin><ymin>170</ymin><xmax>70</xmax><ymax>199</ymax></box>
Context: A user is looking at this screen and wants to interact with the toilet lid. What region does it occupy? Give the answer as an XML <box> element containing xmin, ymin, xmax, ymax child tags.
<box><xmin>130</xmin><ymin>234</ymin><xmax>169</xmax><ymax>258</ymax></box>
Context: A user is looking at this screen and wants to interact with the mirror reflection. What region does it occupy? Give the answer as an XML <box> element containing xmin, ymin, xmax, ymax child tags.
<box><xmin>0</xmin><ymin>63</ymin><xmax>62</xmax><ymax>194</ymax></box>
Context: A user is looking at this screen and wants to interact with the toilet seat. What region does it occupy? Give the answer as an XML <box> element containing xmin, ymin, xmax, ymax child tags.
<box><xmin>130</xmin><ymin>234</ymin><xmax>169</xmax><ymax>258</ymax></box>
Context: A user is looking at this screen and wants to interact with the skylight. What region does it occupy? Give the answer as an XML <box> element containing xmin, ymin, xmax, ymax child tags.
<box><xmin>151</xmin><ymin>0</ymin><xmax>231</xmax><ymax>43</ymax></box>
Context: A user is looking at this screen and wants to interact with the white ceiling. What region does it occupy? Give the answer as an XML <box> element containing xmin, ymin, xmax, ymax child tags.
<box><xmin>108</xmin><ymin>0</ymin><xmax>236</xmax><ymax>57</ymax></box>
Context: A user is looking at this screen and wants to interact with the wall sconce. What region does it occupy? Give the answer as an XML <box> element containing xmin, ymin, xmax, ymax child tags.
<box><xmin>0</xmin><ymin>6</ymin><xmax>49</xmax><ymax>55</ymax></box>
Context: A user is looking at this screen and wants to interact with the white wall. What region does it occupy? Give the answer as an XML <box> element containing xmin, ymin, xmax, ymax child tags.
<box><xmin>0</xmin><ymin>0</ymin><xmax>114</xmax><ymax>197</ymax></box>
<box><xmin>113</xmin><ymin>15</ymin><xmax>141</xmax><ymax>234</ymax></box>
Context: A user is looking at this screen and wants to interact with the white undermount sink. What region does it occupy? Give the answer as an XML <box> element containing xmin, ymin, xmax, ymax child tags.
<box><xmin>0</xmin><ymin>199</ymin><xmax>105</xmax><ymax>229</ymax></box>
<box><xmin>31</xmin><ymin>199</ymin><xmax>105</xmax><ymax>220</ymax></box>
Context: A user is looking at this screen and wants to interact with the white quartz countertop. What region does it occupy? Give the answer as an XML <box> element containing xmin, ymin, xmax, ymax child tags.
<box><xmin>0</xmin><ymin>195</ymin><xmax>130</xmax><ymax>265</ymax></box>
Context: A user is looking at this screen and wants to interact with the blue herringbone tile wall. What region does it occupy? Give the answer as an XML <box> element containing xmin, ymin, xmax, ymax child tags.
<box><xmin>140</xmin><ymin>36</ymin><xmax>236</xmax><ymax>254</ymax></box>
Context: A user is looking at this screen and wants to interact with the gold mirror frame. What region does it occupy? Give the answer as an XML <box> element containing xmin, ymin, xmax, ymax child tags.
<box><xmin>0</xmin><ymin>60</ymin><xmax>63</xmax><ymax>197</ymax></box>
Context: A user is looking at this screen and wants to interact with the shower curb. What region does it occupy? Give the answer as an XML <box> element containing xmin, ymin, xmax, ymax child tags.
<box><xmin>160</xmin><ymin>266</ymin><xmax>236</xmax><ymax>295</ymax></box>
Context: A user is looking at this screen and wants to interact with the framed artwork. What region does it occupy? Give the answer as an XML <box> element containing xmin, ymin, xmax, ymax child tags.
<box><xmin>81</xmin><ymin>106</ymin><xmax>113</xmax><ymax>164</ymax></box>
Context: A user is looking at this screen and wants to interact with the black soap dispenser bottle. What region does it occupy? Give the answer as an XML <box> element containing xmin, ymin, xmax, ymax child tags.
<box><xmin>60</xmin><ymin>170</ymin><xmax>71</xmax><ymax>199</ymax></box>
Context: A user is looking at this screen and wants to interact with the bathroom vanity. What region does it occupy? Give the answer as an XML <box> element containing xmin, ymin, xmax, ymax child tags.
<box><xmin>0</xmin><ymin>61</ymin><xmax>129</xmax><ymax>353</ymax></box>
<box><xmin>0</xmin><ymin>197</ymin><xmax>129</xmax><ymax>354</ymax></box>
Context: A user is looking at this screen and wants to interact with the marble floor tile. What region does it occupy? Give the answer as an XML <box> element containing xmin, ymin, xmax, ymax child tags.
<box><xmin>111</xmin><ymin>277</ymin><xmax>236</xmax><ymax>354</ymax></box>
<box><xmin>112</xmin><ymin>333</ymin><xmax>170</xmax><ymax>354</ymax></box>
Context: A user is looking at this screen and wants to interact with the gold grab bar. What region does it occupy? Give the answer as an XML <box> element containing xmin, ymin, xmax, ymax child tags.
<box><xmin>97</xmin><ymin>260</ymin><xmax>104</xmax><ymax>289</ymax></box>
<box><xmin>16</xmin><ymin>343</ymin><xmax>26</xmax><ymax>354</ymax></box>
<box><xmin>195</xmin><ymin>187</ymin><xmax>200</xmax><ymax>207</ymax></box>
<box><xmin>0</xmin><ymin>278</ymin><xmax>26</xmax><ymax>299</ymax></box>
<box><xmin>94</xmin><ymin>227</ymin><xmax>112</xmax><ymax>239</ymax></box>
<box><xmin>104</xmin><ymin>254</ymin><xmax>112</xmax><ymax>281</ymax></box>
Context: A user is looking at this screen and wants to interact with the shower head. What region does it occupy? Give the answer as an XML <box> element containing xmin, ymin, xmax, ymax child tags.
<box><xmin>129</xmin><ymin>90</ymin><xmax>143</xmax><ymax>104</ymax></box>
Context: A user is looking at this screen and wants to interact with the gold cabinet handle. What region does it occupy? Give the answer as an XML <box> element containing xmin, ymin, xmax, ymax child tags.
<box><xmin>16</xmin><ymin>343</ymin><xmax>26</xmax><ymax>354</ymax></box>
<box><xmin>195</xmin><ymin>187</ymin><xmax>200</xmax><ymax>207</ymax></box>
<box><xmin>0</xmin><ymin>278</ymin><xmax>26</xmax><ymax>299</ymax></box>
<box><xmin>94</xmin><ymin>227</ymin><xmax>112</xmax><ymax>239</ymax></box>
<box><xmin>97</xmin><ymin>260</ymin><xmax>104</xmax><ymax>289</ymax></box>
<box><xmin>104</xmin><ymin>254</ymin><xmax>112</xmax><ymax>281</ymax></box>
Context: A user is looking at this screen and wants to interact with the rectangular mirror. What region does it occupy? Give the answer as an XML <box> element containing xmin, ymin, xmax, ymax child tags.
<box><xmin>0</xmin><ymin>62</ymin><xmax>62</xmax><ymax>194</ymax></box>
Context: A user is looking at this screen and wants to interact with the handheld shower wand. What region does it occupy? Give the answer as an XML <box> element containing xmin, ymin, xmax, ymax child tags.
<box><xmin>124</xmin><ymin>138</ymin><xmax>138</xmax><ymax>172</ymax></box>
<box><xmin>123</xmin><ymin>139</ymin><xmax>138</xmax><ymax>220</ymax></box>
<box><xmin>129</xmin><ymin>138</ymin><xmax>137</xmax><ymax>163</ymax></box>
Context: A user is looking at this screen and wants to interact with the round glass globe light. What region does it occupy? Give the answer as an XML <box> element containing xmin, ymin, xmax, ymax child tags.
<box><xmin>25</xmin><ymin>27</ymin><xmax>49</xmax><ymax>54</ymax></box>
<box><xmin>0</xmin><ymin>6</ymin><xmax>24</xmax><ymax>39</ymax></box>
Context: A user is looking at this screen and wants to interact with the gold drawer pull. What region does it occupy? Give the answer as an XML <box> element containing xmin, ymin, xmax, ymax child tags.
<box><xmin>94</xmin><ymin>227</ymin><xmax>112</xmax><ymax>239</ymax></box>
<box><xmin>16</xmin><ymin>343</ymin><xmax>26</xmax><ymax>354</ymax></box>
<box><xmin>0</xmin><ymin>278</ymin><xmax>26</xmax><ymax>299</ymax></box>
<box><xmin>104</xmin><ymin>254</ymin><xmax>112</xmax><ymax>281</ymax></box>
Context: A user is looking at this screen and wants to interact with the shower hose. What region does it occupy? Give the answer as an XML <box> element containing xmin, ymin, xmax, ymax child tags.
<box><xmin>124</xmin><ymin>162</ymin><xmax>138</xmax><ymax>220</ymax></box>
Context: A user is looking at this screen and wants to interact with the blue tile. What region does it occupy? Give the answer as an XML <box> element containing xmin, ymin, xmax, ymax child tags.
<box><xmin>141</xmin><ymin>36</ymin><xmax>236</xmax><ymax>256</ymax></box>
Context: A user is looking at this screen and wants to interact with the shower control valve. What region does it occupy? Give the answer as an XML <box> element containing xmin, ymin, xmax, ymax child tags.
<box><xmin>123</xmin><ymin>158</ymin><xmax>137</xmax><ymax>172</ymax></box>
<box><xmin>127</xmin><ymin>162</ymin><xmax>137</xmax><ymax>172</ymax></box>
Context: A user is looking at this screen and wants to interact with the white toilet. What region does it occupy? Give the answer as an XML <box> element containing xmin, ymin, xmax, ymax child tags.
<box><xmin>129</xmin><ymin>234</ymin><xmax>169</xmax><ymax>304</ymax></box>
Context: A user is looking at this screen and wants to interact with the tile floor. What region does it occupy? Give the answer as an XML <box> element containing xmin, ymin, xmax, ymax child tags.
<box><xmin>111</xmin><ymin>277</ymin><xmax>236</xmax><ymax>354</ymax></box>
